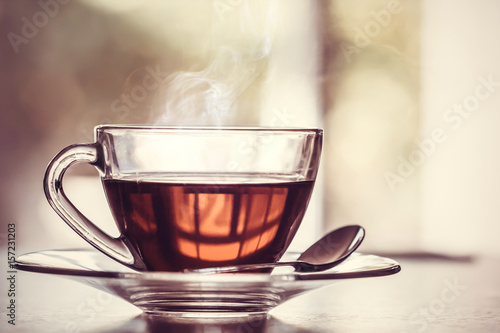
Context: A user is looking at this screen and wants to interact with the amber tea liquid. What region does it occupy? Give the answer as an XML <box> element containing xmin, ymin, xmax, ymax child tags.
<box><xmin>103</xmin><ymin>177</ymin><xmax>315</xmax><ymax>271</ymax></box>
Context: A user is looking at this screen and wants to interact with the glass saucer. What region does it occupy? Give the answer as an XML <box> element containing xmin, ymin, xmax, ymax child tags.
<box><xmin>14</xmin><ymin>249</ymin><xmax>400</xmax><ymax>318</ymax></box>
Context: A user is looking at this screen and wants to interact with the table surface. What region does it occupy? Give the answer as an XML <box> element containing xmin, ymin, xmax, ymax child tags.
<box><xmin>2</xmin><ymin>252</ymin><xmax>500</xmax><ymax>333</ymax></box>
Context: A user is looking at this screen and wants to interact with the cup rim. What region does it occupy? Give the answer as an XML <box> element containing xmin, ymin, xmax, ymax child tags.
<box><xmin>95</xmin><ymin>124</ymin><xmax>323</xmax><ymax>134</ymax></box>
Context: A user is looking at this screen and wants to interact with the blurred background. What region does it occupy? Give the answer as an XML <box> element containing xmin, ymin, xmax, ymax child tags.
<box><xmin>1</xmin><ymin>0</ymin><xmax>499</xmax><ymax>257</ymax></box>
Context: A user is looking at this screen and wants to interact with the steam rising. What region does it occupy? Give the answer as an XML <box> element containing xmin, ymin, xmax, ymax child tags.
<box><xmin>150</xmin><ymin>0</ymin><xmax>277</xmax><ymax>126</ymax></box>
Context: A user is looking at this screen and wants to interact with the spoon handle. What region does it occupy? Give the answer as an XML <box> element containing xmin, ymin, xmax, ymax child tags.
<box><xmin>185</xmin><ymin>261</ymin><xmax>300</xmax><ymax>274</ymax></box>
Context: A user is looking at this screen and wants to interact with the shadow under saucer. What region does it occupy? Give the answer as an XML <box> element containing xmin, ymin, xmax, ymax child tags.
<box><xmin>95</xmin><ymin>313</ymin><xmax>315</xmax><ymax>333</ymax></box>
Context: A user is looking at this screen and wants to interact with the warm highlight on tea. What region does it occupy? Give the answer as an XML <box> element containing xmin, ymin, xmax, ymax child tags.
<box><xmin>104</xmin><ymin>177</ymin><xmax>314</xmax><ymax>271</ymax></box>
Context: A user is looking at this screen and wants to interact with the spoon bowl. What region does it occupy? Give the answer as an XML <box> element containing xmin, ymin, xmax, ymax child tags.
<box><xmin>187</xmin><ymin>225</ymin><xmax>365</xmax><ymax>274</ymax></box>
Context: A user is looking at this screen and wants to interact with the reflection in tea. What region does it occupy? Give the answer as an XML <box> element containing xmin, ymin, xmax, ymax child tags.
<box><xmin>104</xmin><ymin>178</ymin><xmax>314</xmax><ymax>271</ymax></box>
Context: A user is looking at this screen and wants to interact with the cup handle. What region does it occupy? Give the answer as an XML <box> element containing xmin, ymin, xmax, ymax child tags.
<box><xmin>43</xmin><ymin>143</ymin><xmax>146</xmax><ymax>271</ymax></box>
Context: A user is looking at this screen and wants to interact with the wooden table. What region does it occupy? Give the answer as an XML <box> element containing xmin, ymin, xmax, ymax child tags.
<box><xmin>2</xmin><ymin>253</ymin><xmax>500</xmax><ymax>332</ymax></box>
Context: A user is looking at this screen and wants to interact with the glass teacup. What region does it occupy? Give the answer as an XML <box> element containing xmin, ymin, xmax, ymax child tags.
<box><xmin>44</xmin><ymin>125</ymin><xmax>322</xmax><ymax>271</ymax></box>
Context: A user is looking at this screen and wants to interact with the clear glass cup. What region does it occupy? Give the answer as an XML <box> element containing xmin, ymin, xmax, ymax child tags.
<box><xmin>44</xmin><ymin>125</ymin><xmax>323</xmax><ymax>271</ymax></box>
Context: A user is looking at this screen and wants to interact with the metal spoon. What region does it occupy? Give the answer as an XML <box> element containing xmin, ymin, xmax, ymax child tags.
<box><xmin>187</xmin><ymin>225</ymin><xmax>365</xmax><ymax>274</ymax></box>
